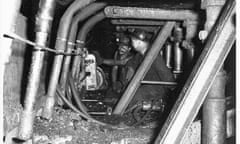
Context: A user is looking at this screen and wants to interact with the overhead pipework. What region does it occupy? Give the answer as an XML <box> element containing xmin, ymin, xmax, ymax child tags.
<box><xmin>104</xmin><ymin>6</ymin><xmax>198</xmax><ymax>21</ymax></box>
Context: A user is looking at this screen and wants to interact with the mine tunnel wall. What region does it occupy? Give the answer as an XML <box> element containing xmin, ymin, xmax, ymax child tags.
<box><xmin>3</xmin><ymin>14</ymin><xmax>27</xmax><ymax>135</ymax></box>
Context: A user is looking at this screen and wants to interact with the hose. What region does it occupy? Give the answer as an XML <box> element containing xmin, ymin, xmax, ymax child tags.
<box><xmin>68</xmin><ymin>74</ymin><xmax>90</xmax><ymax>116</ymax></box>
<box><xmin>60</xmin><ymin>2</ymin><xmax>107</xmax><ymax>88</ymax></box>
<box><xmin>72</xmin><ymin>11</ymin><xmax>106</xmax><ymax>77</ymax></box>
<box><xmin>132</xmin><ymin>106</ymin><xmax>151</xmax><ymax>127</ymax></box>
<box><xmin>56</xmin><ymin>86</ymin><xmax>107</xmax><ymax>126</ymax></box>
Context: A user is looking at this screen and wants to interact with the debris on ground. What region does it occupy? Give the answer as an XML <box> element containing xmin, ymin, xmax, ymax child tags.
<box><xmin>33</xmin><ymin>107</ymin><xmax>155</xmax><ymax>144</ymax></box>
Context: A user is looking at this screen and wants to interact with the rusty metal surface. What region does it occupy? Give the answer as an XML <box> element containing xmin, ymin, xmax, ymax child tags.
<box><xmin>104</xmin><ymin>6</ymin><xmax>198</xmax><ymax>21</ymax></box>
<box><xmin>113</xmin><ymin>21</ymin><xmax>176</xmax><ymax>115</ymax></box>
<box><xmin>154</xmin><ymin>0</ymin><xmax>235</xmax><ymax>143</ymax></box>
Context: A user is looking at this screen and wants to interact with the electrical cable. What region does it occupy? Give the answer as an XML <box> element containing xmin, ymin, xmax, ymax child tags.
<box><xmin>132</xmin><ymin>106</ymin><xmax>152</xmax><ymax>127</ymax></box>
<box><xmin>124</xmin><ymin>104</ymin><xmax>139</xmax><ymax>114</ymax></box>
<box><xmin>56</xmin><ymin>86</ymin><xmax>121</xmax><ymax>129</ymax></box>
<box><xmin>3</xmin><ymin>33</ymin><xmax>80</xmax><ymax>56</ymax></box>
<box><xmin>68</xmin><ymin>74</ymin><xmax>90</xmax><ymax>116</ymax></box>
<box><xmin>65</xmin><ymin>84</ymin><xmax>73</xmax><ymax>103</ymax></box>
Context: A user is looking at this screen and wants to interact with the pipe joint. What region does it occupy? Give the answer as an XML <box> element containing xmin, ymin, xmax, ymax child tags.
<box><xmin>41</xmin><ymin>96</ymin><xmax>55</xmax><ymax>120</ymax></box>
<box><xmin>18</xmin><ymin>110</ymin><xmax>35</xmax><ymax>140</ymax></box>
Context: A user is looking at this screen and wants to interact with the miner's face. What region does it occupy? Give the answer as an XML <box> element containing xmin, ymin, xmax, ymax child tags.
<box><xmin>131</xmin><ymin>37</ymin><xmax>148</xmax><ymax>54</ymax></box>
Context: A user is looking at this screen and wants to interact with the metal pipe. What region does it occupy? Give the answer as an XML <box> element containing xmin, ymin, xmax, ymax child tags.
<box><xmin>88</xmin><ymin>112</ymin><xmax>107</xmax><ymax>115</ymax></box>
<box><xmin>173</xmin><ymin>42</ymin><xmax>183</xmax><ymax>74</ymax></box>
<box><xmin>154</xmin><ymin>0</ymin><xmax>235</xmax><ymax>143</ymax></box>
<box><xmin>164</xmin><ymin>43</ymin><xmax>173</xmax><ymax>69</ymax></box>
<box><xmin>173</xmin><ymin>26</ymin><xmax>183</xmax><ymax>78</ymax></box>
<box><xmin>203</xmin><ymin>71</ymin><xmax>227</xmax><ymax>144</ymax></box>
<box><xmin>17</xmin><ymin>0</ymin><xmax>56</xmax><ymax>140</ymax></box>
<box><xmin>72</xmin><ymin>12</ymin><xmax>105</xmax><ymax>78</ymax></box>
<box><xmin>113</xmin><ymin>22</ymin><xmax>176</xmax><ymax>115</ymax></box>
<box><xmin>111</xmin><ymin>19</ymin><xmax>165</xmax><ymax>26</ymax></box>
<box><xmin>201</xmin><ymin>0</ymin><xmax>227</xmax><ymax>144</ymax></box>
<box><xmin>42</xmin><ymin>0</ymin><xmax>94</xmax><ymax>120</ymax></box>
<box><xmin>60</xmin><ymin>2</ymin><xmax>107</xmax><ymax>92</ymax></box>
<box><xmin>104</xmin><ymin>6</ymin><xmax>198</xmax><ymax>21</ymax></box>
<box><xmin>141</xmin><ymin>80</ymin><xmax>177</xmax><ymax>86</ymax></box>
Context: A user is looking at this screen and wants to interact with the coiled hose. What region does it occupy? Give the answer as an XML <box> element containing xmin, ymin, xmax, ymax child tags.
<box><xmin>132</xmin><ymin>105</ymin><xmax>152</xmax><ymax>127</ymax></box>
<box><xmin>68</xmin><ymin>74</ymin><xmax>90</xmax><ymax>116</ymax></box>
<box><xmin>57</xmin><ymin>85</ymin><xmax>122</xmax><ymax>129</ymax></box>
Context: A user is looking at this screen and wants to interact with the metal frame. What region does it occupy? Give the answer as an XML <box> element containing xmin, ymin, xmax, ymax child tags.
<box><xmin>154</xmin><ymin>0</ymin><xmax>235</xmax><ymax>143</ymax></box>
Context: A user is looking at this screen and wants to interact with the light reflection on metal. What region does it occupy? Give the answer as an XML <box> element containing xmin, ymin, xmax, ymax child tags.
<box><xmin>141</xmin><ymin>80</ymin><xmax>177</xmax><ymax>86</ymax></box>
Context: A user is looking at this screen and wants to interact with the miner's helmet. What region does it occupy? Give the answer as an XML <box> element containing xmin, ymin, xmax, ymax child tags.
<box><xmin>116</xmin><ymin>33</ymin><xmax>131</xmax><ymax>45</ymax></box>
<box><xmin>130</xmin><ymin>29</ymin><xmax>149</xmax><ymax>42</ymax></box>
<box><xmin>130</xmin><ymin>29</ymin><xmax>151</xmax><ymax>54</ymax></box>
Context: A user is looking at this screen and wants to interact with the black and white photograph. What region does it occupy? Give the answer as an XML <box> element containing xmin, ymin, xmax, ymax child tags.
<box><xmin>0</xmin><ymin>0</ymin><xmax>238</xmax><ymax>143</ymax></box>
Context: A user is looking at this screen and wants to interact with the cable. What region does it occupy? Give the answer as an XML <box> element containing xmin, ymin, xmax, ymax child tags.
<box><xmin>124</xmin><ymin>103</ymin><xmax>139</xmax><ymax>114</ymax></box>
<box><xmin>3</xmin><ymin>33</ymin><xmax>80</xmax><ymax>56</ymax></box>
<box><xmin>56</xmin><ymin>86</ymin><xmax>120</xmax><ymax>129</ymax></box>
<box><xmin>68</xmin><ymin>74</ymin><xmax>90</xmax><ymax>116</ymax></box>
<box><xmin>132</xmin><ymin>106</ymin><xmax>151</xmax><ymax>127</ymax></box>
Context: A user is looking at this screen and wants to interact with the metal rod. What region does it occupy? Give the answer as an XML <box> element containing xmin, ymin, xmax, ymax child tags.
<box><xmin>113</xmin><ymin>22</ymin><xmax>176</xmax><ymax>115</ymax></box>
<box><xmin>42</xmin><ymin>0</ymin><xmax>94</xmax><ymax>120</ymax></box>
<box><xmin>60</xmin><ymin>2</ymin><xmax>107</xmax><ymax>91</ymax></box>
<box><xmin>154</xmin><ymin>0</ymin><xmax>235</xmax><ymax>143</ymax></box>
<box><xmin>111</xmin><ymin>19</ymin><xmax>165</xmax><ymax>26</ymax></box>
<box><xmin>88</xmin><ymin>112</ymin><xmax>107</xmax><ymax>115</ymax></box>
<box><xmin>81</xmin><ymin>99</ymin><xmax>99</xmax><ymax>102</ymax></box>
<box><xmin>141</xmin><ymin>80</ymin><xmax>177</xmax><ymax>86</ymax></box>
<box><xmin>18</xmin><ymin>0</ymin><xmax>56</xmax><ymax>140</ymax></box>
<box><xmin>104</xmin><ymin>6</ymin><xmax>198</xmax><ymax>21</ymax></box>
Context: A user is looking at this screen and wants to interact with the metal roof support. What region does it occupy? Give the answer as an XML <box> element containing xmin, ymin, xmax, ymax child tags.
<box><xmin>154</xmin><ymin>0</ymin><xmax>235</xmax><ymax>143</ymax></box>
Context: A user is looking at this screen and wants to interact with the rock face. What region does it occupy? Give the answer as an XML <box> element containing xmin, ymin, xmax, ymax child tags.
<box><xmin>3</xmin><ymin>14</ymin><xmax>26</xmax><ymax>135</ymax></box>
